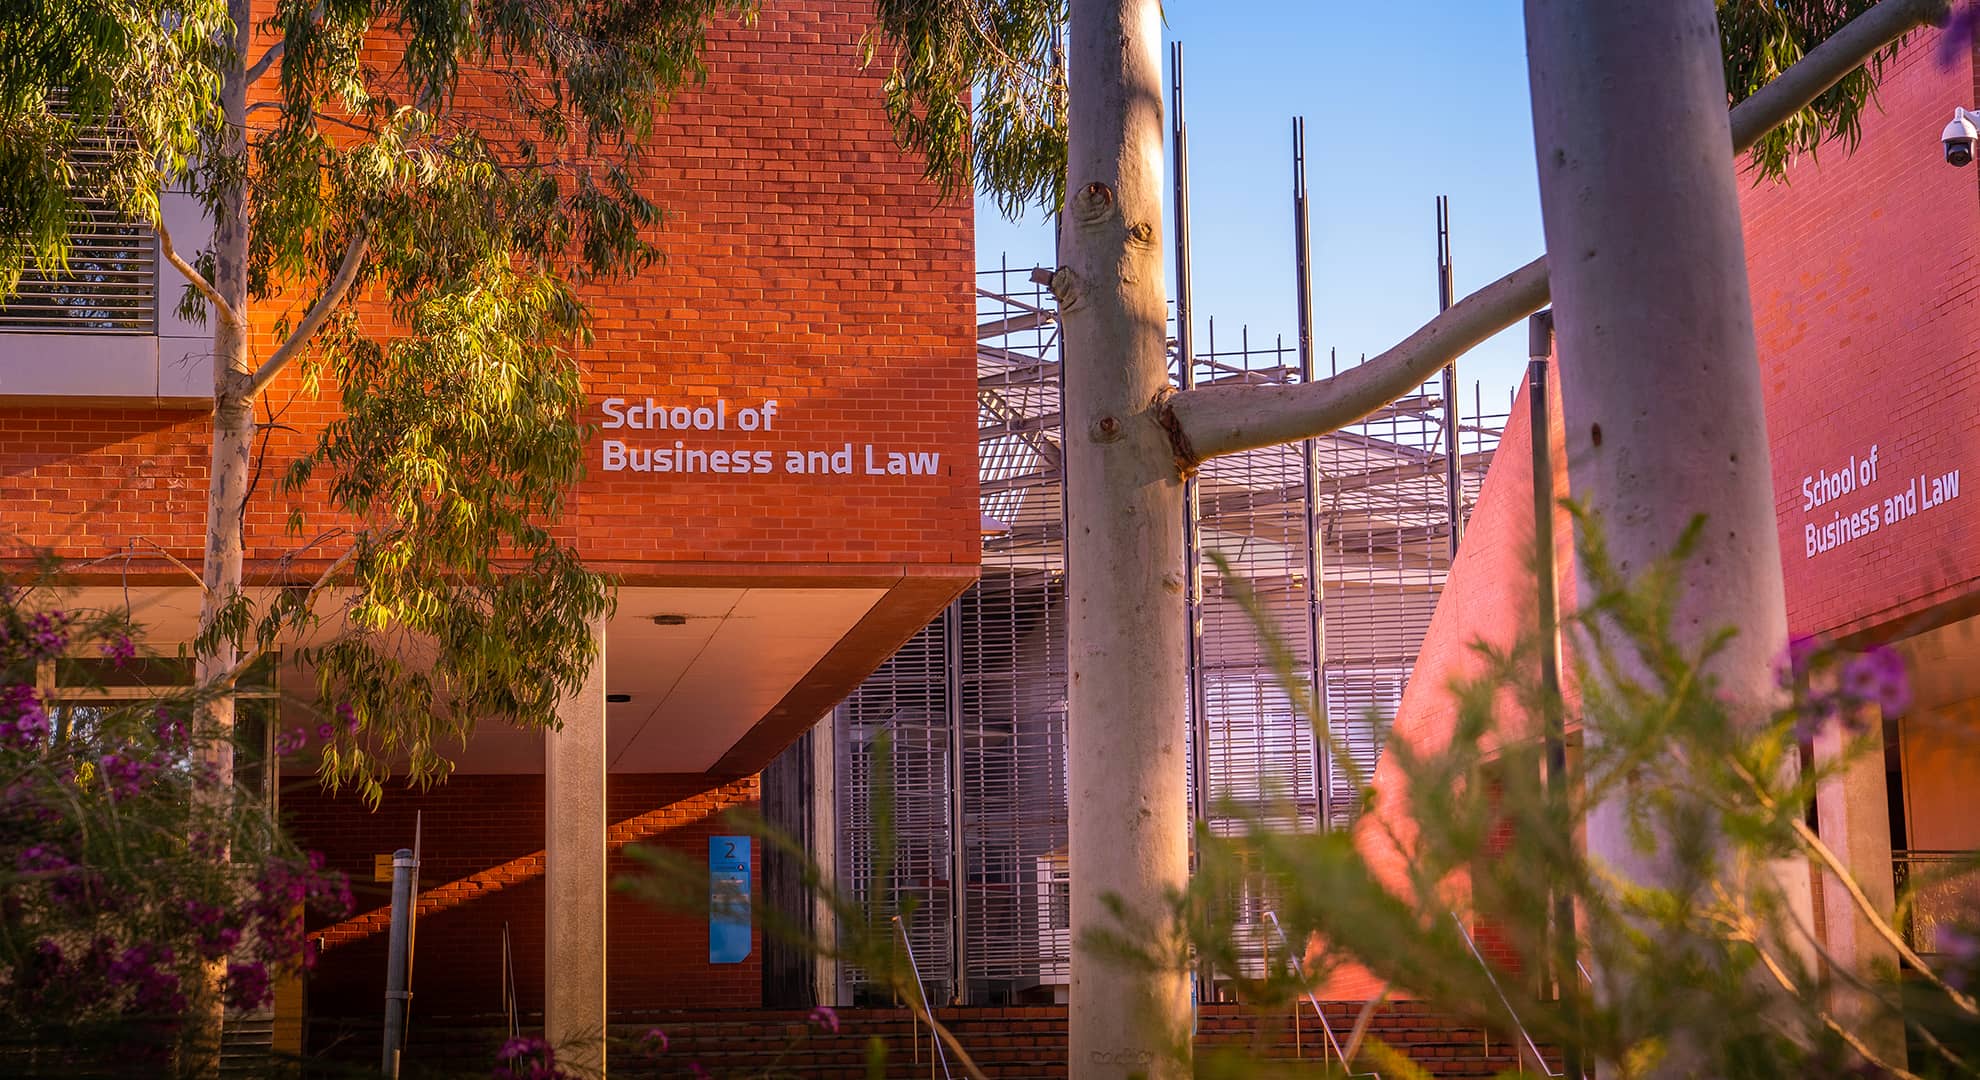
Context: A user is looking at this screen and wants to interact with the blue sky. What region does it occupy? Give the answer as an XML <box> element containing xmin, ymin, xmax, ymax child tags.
<box><xmin>974</xmin><ymin>2</ymin><xmax>1544</xmax><ymax>411</ymax></box>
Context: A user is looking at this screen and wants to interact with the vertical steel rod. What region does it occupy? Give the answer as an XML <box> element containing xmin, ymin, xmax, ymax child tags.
<box><xmin>1528</xmin><ymin>310</ymin><xmax>1582</xmax><ymax>1080</ymax></box>
<box><xmin>1437</xmin><ymin>196</ymin><xmax>1464</xmax><ymax>558</ymax></box>
<box><xmin>943</xmin><ymin>602</ymin><xmax>966</xmax><ymax>1004</ymax></box>
<box><xmin>1293</xmin><ymin>117</ymin><xmax>1332</xmax><ymax>831</ymax></box>
<box><xmin>1171</xmin><ymin>40</ymin><xmax>1213</xmax><ymax>1006</ymax></box>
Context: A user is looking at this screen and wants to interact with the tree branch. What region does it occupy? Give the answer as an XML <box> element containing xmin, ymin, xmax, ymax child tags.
<box><xmin>244</xmin><ymin>233</ymin><xmax>369</xmax><ymax>400</ymax></box>
<box><xmin>245</xmin><ymin>41</ymin><xmax>284</xmax><ymax>86</ymax></box>
<box><xmin>155</xmin><ymin>213</ymin><xmax>243</xmax><ymax>330</ymax></box>
<box><xmin>1162</xmin><ymin>0</ymin><xmax>1950</xmax><ymax>468</ymax></box>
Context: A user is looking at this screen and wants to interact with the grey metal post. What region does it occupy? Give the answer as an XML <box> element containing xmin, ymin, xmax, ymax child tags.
<box><xmin>943</xmin><ymin>602</ymin><xmax>967</xmax><ymax>1004</ymax></box>
<box><xmin>381</xmin><ymin>847</ymin><xmax>416</xmax><ymax>1076</ymax></box>
<box><xmin>1172</xmin><ymin>42</ymin><xmax>1214</xmax><ymax>1007</ymax></box>
<box><xmin>1528</xmin><ymin>311</ymin><xmax>1582</xmax><ymax>1080</ymax></box>
<box><xmin>1292</xmin><ymin>117</ymin><xmax>1332</xmax><ymax>831</ymax></box>
<box><xmin>1172</xmin><ymin>41</ymin><xmax>1208</xmax><ymax>834</ymax></box>
<box><xmin>1437</xmin><ymin>197</ymin><xmax>1464</xmax><ymax>558</ymax></box>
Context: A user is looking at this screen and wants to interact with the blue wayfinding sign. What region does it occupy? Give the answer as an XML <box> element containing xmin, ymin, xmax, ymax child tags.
<box><xmin>709</xmin><ymin>836</ymin><xmax>751</xmax><ymax>964</ymax></box>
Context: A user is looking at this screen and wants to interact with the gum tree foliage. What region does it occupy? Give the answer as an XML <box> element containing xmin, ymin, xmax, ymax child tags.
<box><xmin>0</xmin><ymin>0</ymin><xmax>1075</xmax><ymax>809</ymax></box>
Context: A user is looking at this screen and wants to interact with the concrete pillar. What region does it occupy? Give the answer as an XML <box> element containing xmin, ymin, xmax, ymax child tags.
<box><xmin>545</xmin><ymin>620</ymin><xmax>607</xmax><ymax>1072</ymax></box>
<box><xmin>810</xmin><ymin>714</ymin><xmax>841</xmax><ymax>1006</ymax></box>
<box><xmin>1811</xmin><ymin>701</ymin><xmax>1903</xmax><ymax>1061</ymax></box>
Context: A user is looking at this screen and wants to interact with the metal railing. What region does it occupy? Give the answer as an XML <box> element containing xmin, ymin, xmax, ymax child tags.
<box><xmin>892</xmin><ymin>915</ymin><xmax>953</xmax><ymax>1079</ymax></box>
<box><xmin>1263</xmin><ymin>911</ymin><xmax>1380</xmax><ymax>1078</ymax></box>
<box><xmin>1450</xmin><ymin>912</ymin><xmax>1559</xmax><ymax>1078</ymax></box>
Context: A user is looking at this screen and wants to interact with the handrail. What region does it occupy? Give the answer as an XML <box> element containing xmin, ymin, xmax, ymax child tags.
<box><xmin>1263</xmin><ymin>911</ymin><xmax>1380</xmax><ymax>1079</ymax></box>
<box><xmin>1450</xmin><ymin>912</ymin><xmax>1559</xmax><ymax>1078</ymax></box>
<box><xmin>891</xmin><ymin>915</ymin><xmax>953</xmax><ymax>1080</ymax></box>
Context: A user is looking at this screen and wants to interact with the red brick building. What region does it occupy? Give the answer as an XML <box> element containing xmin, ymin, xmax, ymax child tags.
<box><xmin>1330</xmin><ymin>32</ymin><xmax>1980</xmax><ymax>999</ymax></box>
<box><xmin>0</xmin><ymin>0</ymin><xmax>977</xmax><ymax>1058</ymax></box>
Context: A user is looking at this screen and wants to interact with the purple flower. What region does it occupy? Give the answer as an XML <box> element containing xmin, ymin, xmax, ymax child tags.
<box><xmin>807</xmin><ymin>1005</ymin><xmax>840</xmax><ymax>1034</ymax></box>
<box><xmin>642</xmin><ymin>1027</ymin><xmax>669</xmax><ymax>1052</ymax></box>
<box><xmin>1841</xmin><ymin>646</ymin><xmax>1910</xmax><ymax>718</ymax></box>
<box><xmin>153</xmin><ymin>707</ymin><xmax>189</xmax><ymax>748</ymax></box>
<box><xmin>97</xmin><ymin>751</ymin><xmax>159</xmax><ymax>800</ymax></box>
<box><xmin>316</xmin><ymin>722</ymin><xmax>335</xmax><ymax>741</ymax></box>
<box><xmin>273</xmin><ymin>727</ymin><xmax>307</xmax><ymax>756</ymax></box>
<box><xmin>16</xmin><ymin>844</ymin><xmax>71</xmax><ymax>873</ymax></box>
<box><xmin>1776</xmin><ymin>634</ymin><xmax>1824</xmax><ymax>690</ymax></box>
<box><xmin>26</xmin><ymin>611</ymin><xmax>69</xmax><ymax>660</ymax></box>
<box><xmin>0</xmin><ymin>683</ymin><xmax>50</xmax><ymax>748</ymax></box>
<box><xmin>50</xmin><ymin>867</ymin><xmax>109</xmax><ymax>911</ymax></box>
<box><xmin>1942</xmin><ymin>3</ymin><xmax>1980</xmax><ymax>69</ymax></box>
<box><xmin>337</xmin><ymin>701</ymin><xmax>359</xmax><ymax>734</ymax></box>
<box><xmin>498</xmin><ymin>1036</ymin><xmax>549</xmax><ymax>1060</ymax></box>
<box><xmin>1943</xmin><ymin>925</ymin><xmax>1980</xmax><ymax>990</ymax></box>
<box><xmin>101</xmin><ymin>633</ymin><xmax>136</xmax><ymax>667</ymax></box>
<box><xmin>224</xmin><ymin>960</ymin><xmax>272</xmax><ymax>1010</ymax></box>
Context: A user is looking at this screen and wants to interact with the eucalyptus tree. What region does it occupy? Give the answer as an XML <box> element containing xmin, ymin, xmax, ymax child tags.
<box><xmin>1</xmin><ymin>0</ymin><xmax>1959</xmax><ymax>1070</ymax></box>
<box><xmin>885</xmin><ymin>0</ymin><xmax>1954</xmax><ymax>1074</ymax></box>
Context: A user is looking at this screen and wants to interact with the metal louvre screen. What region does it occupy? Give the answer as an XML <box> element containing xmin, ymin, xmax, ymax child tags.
<box><xmin>0</xmin><ymin>126</ymin><xmax>157</xmax><ymax>334</ymax></box>
<box><xmin>1315</xmin><ymin>364</ymin><xmax>1505</xmax><ymax>828</ymax></box>
<box><xmin>832</xmin><ymin>262</ymin><xmax>1505</xmax><ymax>1002</ymax></box>
<box><xmin>834</xmin><ymin>609</ymin><xmax>955</xmax><ymax>1004</ymax></box>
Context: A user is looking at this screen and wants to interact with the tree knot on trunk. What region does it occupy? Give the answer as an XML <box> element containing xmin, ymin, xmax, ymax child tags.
<box><xmin>1152</xmin><ymin>386</ymin><xmax>1198</xmax><ymax>478</ymax></box>
<box><xmin>1047</xmin><ymin>265</ymin><xmax>1084</xmax><ymax>311</ymax></box>
<box><xmin>1072</xmin><ymin>182</ymin><xmax>1117</xmax><ymax>226</ymax></box>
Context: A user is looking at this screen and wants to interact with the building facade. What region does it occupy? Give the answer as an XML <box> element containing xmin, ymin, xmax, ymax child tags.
<box><xmin>0</xmin><ymin>0</ymin><xmax>977</xmax><ymax>1058</ymax></box>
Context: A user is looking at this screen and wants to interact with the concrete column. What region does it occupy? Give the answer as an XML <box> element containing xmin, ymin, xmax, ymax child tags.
<box><xmin>1812</xmin><ymin>701</ymin><xmax>1903</xmax><ymax>1061</ymax></box>
<box><xmin>810</xmin><ymin>713</ymin><xmax>842</xmax><ymax>1006</ymax></box>
<box><xmin>545</xmin><ymin>620</ymin><xmax>607</xmax><ymax>1072</ymax></box>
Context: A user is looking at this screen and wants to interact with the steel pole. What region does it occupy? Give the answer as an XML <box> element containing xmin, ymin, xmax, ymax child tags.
<box><xmin>1293</xmin><ymin>117</ymin><xmax>1332</xmax><ymax>831</ymax></box>
<box><xmin>381</xmin><ymin>847</ymin><xmax>416</xmax><ymax>1076</ymax></box>
<box><xmin>1528</xmin><ymin>311</ymin><xmax>1582</xmax><ymax>1080</ymax></box>
<box><xmin>1438</xmin><ymin>197</ymin><xmax>1464</xmax><ymax>558</ymax></box>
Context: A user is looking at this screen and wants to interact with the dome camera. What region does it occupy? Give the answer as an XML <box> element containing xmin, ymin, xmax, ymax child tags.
<box><xmin>1945</xmin><ymin>108</ymin><xmax>1977</xmax><ymax>167</ymax></box>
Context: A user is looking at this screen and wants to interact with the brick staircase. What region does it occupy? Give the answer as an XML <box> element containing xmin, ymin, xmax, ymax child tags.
<box><xmin>330</xmin><ymin>1001</ymin><xmax>1560</xmax><ymax>1077</ymax></box>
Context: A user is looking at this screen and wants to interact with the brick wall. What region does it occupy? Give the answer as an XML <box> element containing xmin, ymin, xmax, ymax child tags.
<box><xmin>1745</xmin><ymin>35</ymin><xmax>1980</xmax><ymax>641</ymax></box>
<box><xmin>287</xmin><ymin>773</ymin><xmax>766</xmax><ymax>1019</ymax></box>
<box><xmin>312</xmin><ymin>1002</ymin><xmax>1556</xmax><ymax>1078</ymax></box>
<box><xmin>0</xmin><ymin>0</ymin><xmax>976</xmax><ymax>577</ymax></box>
<box><xmin>1322</xmin><ymin>369</ymin><xmax>1576</xmax><ymax>1000</ymax></box>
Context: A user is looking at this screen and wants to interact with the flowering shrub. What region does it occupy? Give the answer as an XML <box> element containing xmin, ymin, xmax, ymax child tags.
<box><xmin>0</xmin><ymin>569</ymin><xmax>350</xmax><ymax>1065</ymax></box>
<box><xmin>1150</xmin><ymin>515</ymin><xmax>1980</xmax><ymax>1078</ymax></box>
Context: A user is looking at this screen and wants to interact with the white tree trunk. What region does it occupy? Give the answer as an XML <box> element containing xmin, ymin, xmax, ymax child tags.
<box><xmin>1524</xmin><ymin>0</ymin><xmax>1814</xmax><ymax>1064</ymax></box>
<box><xmin>1057</xmin><ymin>0</ymin><xmax>1190</xmax><ymax>1075</ymax></box>
<box><xmin>189</xmin><ymin>0</ymin><xmax>254</xmax><ymax>1062</ymax></box>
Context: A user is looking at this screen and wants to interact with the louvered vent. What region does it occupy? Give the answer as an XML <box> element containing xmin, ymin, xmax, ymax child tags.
<box><xmin>0</xmin><ymin>124</ymin><xmax>157</xmax><ymax>334</ymax></box>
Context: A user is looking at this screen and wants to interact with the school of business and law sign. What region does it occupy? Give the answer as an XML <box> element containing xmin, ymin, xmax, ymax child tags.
<box><xmin>1797</xmin><ymin>442</ymin><xmax>1963</xmax><ymax>561</ymax></box>
<box><xmin>596</xmin><ymin>396</ymin><xmax>943</xmax><ymax>477</ymax></box>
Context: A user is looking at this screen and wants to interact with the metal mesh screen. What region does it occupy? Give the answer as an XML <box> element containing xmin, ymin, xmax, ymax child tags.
<box><xmin>833</xmin><ymin>262</ymin><xmax>1505</xmax><ymax>1001</ymax></box>
<box><xmin>834</xmin><ymin>609</ymin><xmax>955</xmax><ymax>1004</ymax></box>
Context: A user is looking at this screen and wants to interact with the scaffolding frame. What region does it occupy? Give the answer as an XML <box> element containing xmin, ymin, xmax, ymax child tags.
<box><xmin>832</xmin><ymin>260</ymin><xmax>1506</xmax><ymax>1003</ymax></box>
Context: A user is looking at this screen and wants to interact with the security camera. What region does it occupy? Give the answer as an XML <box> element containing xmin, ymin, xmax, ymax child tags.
<box><xmin>1944</xmin><ymin>108</ymin><xmax>1977</xmax><ymax>167</ymax></box>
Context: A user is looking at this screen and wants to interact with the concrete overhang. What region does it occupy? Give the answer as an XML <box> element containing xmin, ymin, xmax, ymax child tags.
<box><xmin>53</xmin><ymin>564</ymin><xmax>972</xmax><ymax>778</ymax></box>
